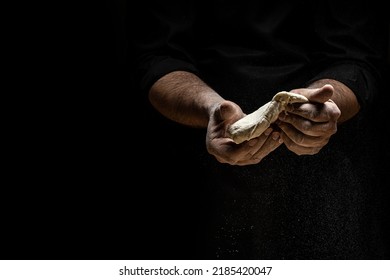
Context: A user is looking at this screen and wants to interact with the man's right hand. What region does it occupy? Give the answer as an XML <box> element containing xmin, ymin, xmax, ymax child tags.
<box><xmin>206</xmin><ymin>100</ymin><xmax>283</xmax><ymax>166</ymax></box>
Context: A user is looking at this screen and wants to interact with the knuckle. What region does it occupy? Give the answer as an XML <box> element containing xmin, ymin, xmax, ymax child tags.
<box><xmin>295</xmin><ymin>133</ymin><xmax>306</xmax><ymax>145</ymax></box>
<box><xmin>325</xmin><ymin>122</ymin><xmax>337</xmax><ymax>135</ymax></box>
<box><xmin>299</xmin><ymin>120</ymin><xmax>311</xmax><ymax>132</ymax></box>
<box><xmin>307</xmin><ymin>149</ymin><xmax>319</xmax><ymax>155</ymax></box>
<box><xmin>295</xmin><ymin>149</ymin><xmax>308</xmax><ymax>156</ymax></box>
<box><xmin>294</xmin><ymin>146</ymin><xmax>321</xmax><ymax>156</ymax></box>
<box><xmin>326</xmin><ymin>107</ymin><xmax>341</xmax><ymax>120</ymax></box>
<box><xmin>333</xmin><ymin>107</ymin><xmax>341</xmax><ymax>119</ymax></box>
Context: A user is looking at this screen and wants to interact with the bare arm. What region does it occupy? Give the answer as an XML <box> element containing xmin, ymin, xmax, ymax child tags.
<box><xmin>148</xmin><ymin>70</ymin><xmax>282</xmax><ymax>165</ymax></box>
<box><xmin>148</xmin><ymin>71</ymin><xmax>225</xmax><ymax>128</ymax></box>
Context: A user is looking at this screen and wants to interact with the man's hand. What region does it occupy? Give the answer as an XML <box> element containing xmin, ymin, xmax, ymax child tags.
<box><xmin>277</xmin><ymin>84</ymin><xmax>341</xmax><ymax>155</ymax></box>
<box><xmin>206</xmin><ymin>100</ymin><xmax>283</xmax><ymax>165</ymax></box>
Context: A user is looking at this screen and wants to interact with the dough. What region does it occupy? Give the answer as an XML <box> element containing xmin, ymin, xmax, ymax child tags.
<box><xmin>227</xmin><ymin>91</ymin><xmax>308</xmax><ymax>144</ymax></box>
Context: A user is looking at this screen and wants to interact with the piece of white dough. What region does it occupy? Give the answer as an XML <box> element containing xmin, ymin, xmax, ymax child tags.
<box><xmin>227</xmin><ymin>91</ymin><xmax>308</xmax><ymax>144</ymax></box>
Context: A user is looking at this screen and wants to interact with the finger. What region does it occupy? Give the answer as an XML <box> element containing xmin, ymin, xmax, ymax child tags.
<box><xmin>214</xmin><ymin>150</ymin><xmax>264</xmax><ymax>166</ymax></box>
<box><xmin>228</xmin><ymin>128</ymin><xmax>272</xmax><ymax>160</ymax></box>
<box><xmin>250</xmin><ymin>131</ymin><xmax>283</xmax><ymax>160</ymax></box>
<box><xmin>307</xmin><ymin>84</ymin><xmax>334</xmax><ymax>103</ymax></box>
<box><xmin>278</xmin><ymin>112</ymin><xmax>337</xmax><ymax>136</ymax></box>
<box><xmin>284</xmin><ymin>101</ymin><xmax>341</xmax><ymax>123</ymax></box>
<box><xmin>209</xmin><ymin>135</ymin><xmax>266</xmax><ymax>164</ymax></box>
<box><xmin>280</xmin><ymin>131</ymin><xmax>324</xmax><ymax>156</ymax></box>
<box><xmin>245</xmin><ymin>127</ymin><xmax>273</xmax><ymax>154</ymax></box>
<box><xmin>214</xmin><ymin>128</ymin><xmax>280</xmax><ymax>165</ymax></box>
<box><xmin>291</xmin><ymin>84</ymin><xmax>334</xmax><ymax>103</ymax></box>
<box><xmin>235</xmin><ymin>138</ymin><xmax>283</xmax><ymax>166</ymax></box>
<box><xmin>278</xmin><ymin>121</ymin><xmax>329</xmax><ymax>147</ymax></box>
<box><xmin>217</xmin><ymin>101</ymin><xmax>243</xmax><ymax>123</ymax></box>
<box><xmin>243</xmin><ymin>129</ymin><xmax>279</xmax><ymax>160</ymax></box>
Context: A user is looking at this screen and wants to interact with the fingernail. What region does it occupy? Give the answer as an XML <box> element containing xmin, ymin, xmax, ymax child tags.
<box><xmin>264</xmin><ymin>128</ymin><xmax>272</xmax><ymax>136</ymax></box>
<box><xmin>272</xmin><ymin>132</ymin><xmax>279</xmax><ymax>140</ymax></box>
<box><xmin>248</xmin><ymin>138</ymin><xmax>258</xmax><ymax>146</ymax></box>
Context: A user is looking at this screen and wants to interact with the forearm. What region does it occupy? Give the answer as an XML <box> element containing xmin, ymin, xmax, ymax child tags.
<box><xmin>307</xmin><ymin>79</ymin><xmax>360</xmax><ymax>123</ymax></box>
<box><xmin>149</xmin><ymin>71</ymin><xmax>225</xmax><ymax>128</ymax></box>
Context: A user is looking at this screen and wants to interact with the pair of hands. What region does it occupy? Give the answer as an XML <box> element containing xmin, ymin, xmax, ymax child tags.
<box><xmin>206</xmin><ymin>85</ymin><xmax>341</xmax><ymax>165</ymax></box>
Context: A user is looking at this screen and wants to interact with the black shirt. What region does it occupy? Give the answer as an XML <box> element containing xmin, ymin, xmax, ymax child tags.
<box><xmin>130</xmin><ymin>0</ymin><xmax>387</xmax><ymax>110</ymax></box>
<box><xmin>129</xmin><ymin>0</ymin><xmax>389</xmax><ymax>259</ymax></box>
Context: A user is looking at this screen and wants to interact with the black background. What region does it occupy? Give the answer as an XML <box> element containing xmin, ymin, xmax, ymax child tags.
<box><xmin>2</xmin><ymin>1</ymin><xmax>389</xmax><ymax>260</ymax></box>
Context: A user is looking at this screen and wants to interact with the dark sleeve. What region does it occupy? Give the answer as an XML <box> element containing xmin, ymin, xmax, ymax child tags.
<box><xmin>129</xmin><ymin>1</ymin><xmax>198</xmax><ymax>93</ymax></box>
<box><xmin>306</xmin><ymin>0</ymin><xmax>388</xmax><ymax>109</ymax></box>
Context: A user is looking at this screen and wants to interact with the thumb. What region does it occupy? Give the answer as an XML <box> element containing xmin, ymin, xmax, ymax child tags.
<box><xmin>308</xmin><ymin>84</ymin><xmax>334</xmax><ymax>103</ymax></box>
<box><xmin>216</xmin><ymin>100</ymin><xmax>243</xmax><ymax>123</ymax></box>
<box><xmin>291</xmin><ymin>84</ymin><xmax>334</xmax><ymax>104</ymax></box>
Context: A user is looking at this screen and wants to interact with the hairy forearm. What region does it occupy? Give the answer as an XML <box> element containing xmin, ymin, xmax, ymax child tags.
<box><xmin>148</xmin><ymin>71</ymin><xmax>225</xmax><ymax>127</ymax></box>
<box><xmin>307</xmin><ymin>79</ymin><xmax>360</xmax><ymax>123</ymax></box>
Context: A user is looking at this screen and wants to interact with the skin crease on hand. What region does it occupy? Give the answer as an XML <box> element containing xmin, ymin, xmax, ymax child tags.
<box><xmin>277</xmin><ymin>80</ymin><xmax>359</xmax><ymax>156</ymax></box>
<box><xmin>277</xmin><ymin>85</ymin><xmax>338</xmax><ymax>156</ymax></box>
<box><xmin>149</xmin><ymin>71</ymin><xmax>359</xmax><ymax>165</ymax></box>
